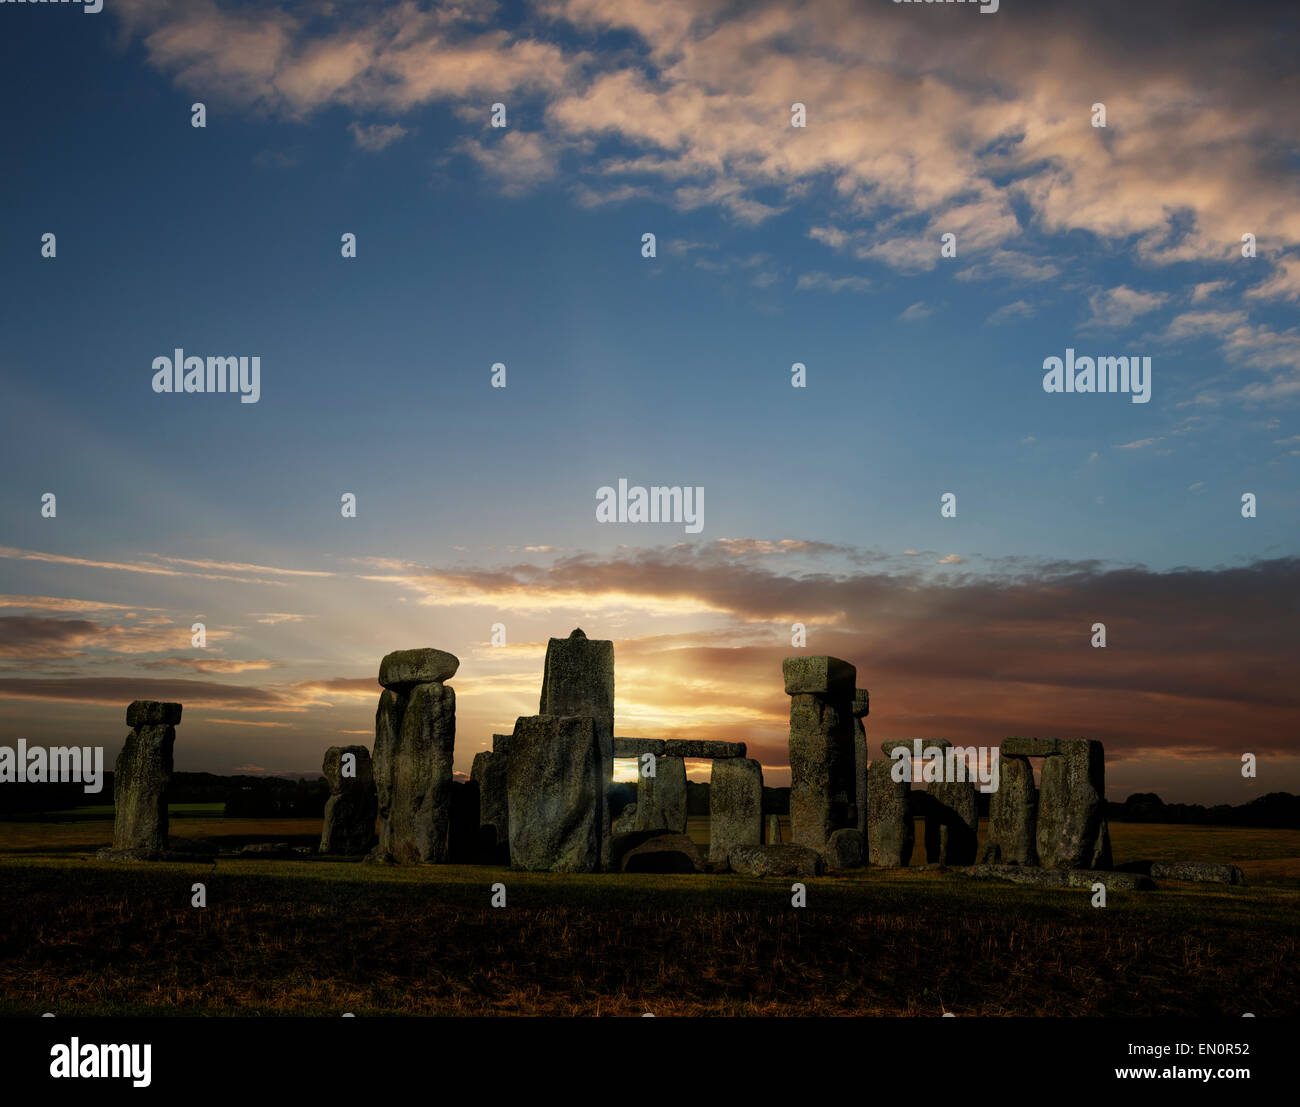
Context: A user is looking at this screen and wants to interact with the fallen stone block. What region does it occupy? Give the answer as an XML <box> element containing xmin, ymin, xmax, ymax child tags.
<box><xmin>728</xmin><ymin>843</ymin><xmax>825</xmax><ymax>877</ymax></box>
<box><xmin>1149</xmin><ymin>861</ymin><xmax>1246</xmax><ymax>885</ymax></box>
<box><xmin>823</xmin><ymin>827</ymin><xmax>864</xmax><ymax>870</ymax></box>
<box><xmin>621</xmin><ymin>832</ymin><xmax>705</xmax><ymax>873</ymax></box>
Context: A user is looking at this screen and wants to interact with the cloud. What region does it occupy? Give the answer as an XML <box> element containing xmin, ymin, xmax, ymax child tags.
<box><xmin>899</xmin><ymin>301</ymin><xmax>933</xmax><ymax>322</ymax></box>
<box><xmin>1245</xmin><ymin>256</ymin><xmax>1300</xmax><ymax>304</ymax></box>
<box><xmin>795</xmin><ymin>271</ymin><xmax>871</xmax><ymax>294</ymax></box>
<box><xmin>1085</xmin><ymin>285</ymin><xmax>1169</xmax><ymax>328</ymax></box>
<box><xmin>460</xmin><ymin>130</ymin><xmax>559</xmax><ymax>194</ymax></box>
<box><xmin>1115</xmin><ymin>437</ymin><xmax>1165</xmax><ymax>450</ymax></box>
<box><xmin>987</xmin><ymin>300</ymin><xmax>1035</xmax><ymax>325</ymax></box>
<box><xmin>348</xmin><ymin>120</ymin><xmax>408</xmax><ymax>151</ymax></box>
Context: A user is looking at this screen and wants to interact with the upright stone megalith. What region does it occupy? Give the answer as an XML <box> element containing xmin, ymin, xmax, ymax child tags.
<box><xmin>784</xmin><ymin>656</ymin><xmax>856</xmax><ymax>851</ymax></box>
<box><xmin>369</xmin><ymin>649</ymin><xmax>458</xmax><ymax>864</ymax></box>
<box><xmin>709</xmin><ymin>757</ymin><xmax>763</xmax><ymax>864</ymax></box>
<box><xmin>635</xmin><ymin>754</ymin><xmax>687</xmax><ymax>833</ymax></box>
<box><xmin>539</xmin><ymin>628</ymin><xmax>614</xmax><ymax>867</ymax></box>
<box><xmin>924</xmin><ymin>779</ymin><xmax>978</xmax><ymax>865</ymax></box>
<box><xmin>866</xmin><ymin>757</ymin><xmax>913</xmax><ymax>867</ymax></box>
<box><xmin>507</xmin><ymin>714</ymin><xmax>602</xmax><ymax>872</ymax></box>
<box><xmin>320</xmin><ymin>745</ymin><xmax>378</xmax><ymax>855</ymax></box>
<box><xmin>112</xmin><ymin>700</ymin><xmax>180</xmax><ymax>853</ymax></box>
<box><xmin>852</xmin><ymin>689</ymin><xmax>869</xmax><ymax>833</ymax></box>
<box><xmin>1036</xmin><ymin>738</ymin><xmax>1111</xmax><ymax>869</ymax></box>
<box><xmin>981</xmin><ymin>752</ymin><xmax>1037</xmax><ymax>865</ymax></box>
<box><xmin>471</xmin><ymin>748</ymin><xmax>510</xmax><ymax>852</ymax></box>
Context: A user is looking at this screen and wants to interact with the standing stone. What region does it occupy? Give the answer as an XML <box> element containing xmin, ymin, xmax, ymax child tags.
<box><xmin>924</xmin><ymin>780</ymin><xmax>978</xmax><ymax>865</ymax></box>
<box><xmin>539</xmin><ymin>629</ymin><xmax>614</xmax><ymax>869</ymax></box>
<box><xmin>785</xmin><ymin>655</ymin><xmax>856</xmax><ymax>851</ymax></box>
<box><xmin>471</xmin><ymin>750</ymin><xmax>510</xmax><ymax>850</ymax></box>
<box><xmin>708</xmin><ymin>757</ymin><xmax>763</xmax><ymax>863</ymax></box>
<box><xmin>385</xmin><ymin>680</ymin><xmax>456</xmax><ymax>863</ymax></box>
<box><xmin>980</xmin><ymin>753</ymin><xmax>1037</xmax><ymax>865</ymax></box>
<box><xmin>370</xmin><ymin>687</ymin><xmax>407</xmax><ymax>859</ymax></box>
<box><xmin>507</xmin><ymin>714</ymin><xmax>602</xmax><ymax>872</ymax></box>
<box><xmin>111</xmin><ymin>701</ymin><xmax>180</xmax><ymax>853</ymax></box>
<box><xmin>852</xmin><ymin>689</ymin><xmax>869</xmax><ymax>832</ymax></box>
<box><xmin>1037</xmin><ymin>739</ymin><xmax>1111</xmax><ymax>869</ymax></box>
<box><xmin>319</xmin><ymin>745</ymin><xmax>377</xmax><ymax>855</ymax></box>
<box><xmin>866</xmin><ymin>758</ymin><xmax>913</xmax><ymax>867</ymax></box>
<box><xmin>766</xmin><ymin>813</ymin><xmax>783</xmax><ymax>844</ymax></box>
<box><xmin>824</xmin><ymin>827</ymin><xmax>864</xmax><ymax>870</ymax></box>
<box><xmin>635</xmin><ymin>754</ymin><xmax>687</xmax><ymax>833</ymax></box>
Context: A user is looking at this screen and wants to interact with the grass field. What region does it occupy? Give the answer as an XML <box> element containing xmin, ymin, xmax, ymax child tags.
<box><xmin>1</xmin><ymin>811</ymin><xmax>1297</xmax><ymax>1016</ymax></box>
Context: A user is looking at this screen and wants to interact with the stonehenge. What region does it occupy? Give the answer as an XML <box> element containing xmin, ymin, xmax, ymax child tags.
<box><xmin>852</xmin><ymin>689</ymin><xmax>869</xmax><ymax>833</ymax></box>
<box><xmin>108</xmin><ymin>700</ymin><xmax>179</xmax><ymax>856</ymax></box>
<box><xmin>980</xmin><ymin>754</ymin><xmax>1037</xmax><ymax>865</ymax></box>
<box><xmin>507</xmin><ymin>714</ymin><xmax>603</xmax><ymax>872</ymax></box>
<box><xmin>635</xmin><ymin>754</ymin><xmax>688</xmax><ymax>833</ymax></box>
<box><xmin>708</xmin><ymin>757</ymin><xmax>763</xmax><ymax>864</ymax></box>
<box><xmin>369</xmin><ymin>649</ymin><xmax>458</xmax><ymax>863</ymax></box>
<box><xmin>784</xmin><ymin>656</ymin><xmax>856</xmax><ymax>852</ymax></box>
<box><xmin>537</xmin><ymin>628</ymin><xmax>615</xmax><ymax>868</ymax></box>
<box><xmin>866</xmin><ymin>758</ymin><xmax>913</xmax><ymax>867</ymax></box>
<box><xmin>319</xmin><ymin>745</ymin><xmax>377</xmax><ymax>855</ymax></box>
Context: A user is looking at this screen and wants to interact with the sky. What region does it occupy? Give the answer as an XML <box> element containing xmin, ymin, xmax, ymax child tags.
<box><xmin>0</xmin><ymin>0</ymin><xmax>1297</xmax><ymax>804</ymax></box>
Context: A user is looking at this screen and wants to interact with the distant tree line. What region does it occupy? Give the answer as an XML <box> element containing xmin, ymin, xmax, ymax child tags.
<box><xmin>0</xmin><ymin>771</ymin><xmax>328</xmax><ymax>818</ymax></box>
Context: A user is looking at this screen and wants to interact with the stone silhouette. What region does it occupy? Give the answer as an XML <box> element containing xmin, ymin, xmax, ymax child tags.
<box><xmin>319</xmin><ymin>745</ymin><xmax>377</xmax><ymax>855</ymax></box>
<box><xmin>507</xmin><ymin>714</ymin><xmax>602</xmax><ymax>872</ymax></box>
<box><xmin>110</xmin><ymin>700</ymin><xmax>180</xmax><ymax>855</ymax></box>
<box><xmin>369</xmin><ymin>650</ymin><xmax>458</xmax><ymax>863</ymax></box>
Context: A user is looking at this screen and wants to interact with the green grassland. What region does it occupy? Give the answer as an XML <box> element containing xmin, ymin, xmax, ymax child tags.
<box><xmin>1</xmin><ymin>811</ymin><xmax>1296</xmax><ymax>1016</ymax></box>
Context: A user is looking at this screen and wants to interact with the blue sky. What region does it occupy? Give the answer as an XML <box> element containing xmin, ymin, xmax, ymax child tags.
<box><xmin>1</xmin><ymin>0</ymin><xmax>1297</xmax><ymax>802</ymax></box>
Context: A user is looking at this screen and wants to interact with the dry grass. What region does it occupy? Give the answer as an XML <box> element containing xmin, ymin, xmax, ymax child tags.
<box><xmin>1</xmin><ymin>814</ymin><xmax>1297</xmax><ymax>1016</ymax></box>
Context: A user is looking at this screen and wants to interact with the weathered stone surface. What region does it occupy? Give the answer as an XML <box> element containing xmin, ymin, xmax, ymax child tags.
<box><xmin>708</xmin><ymin>757</ymin><xmax>763</xmax><ymax>863</ymax></box>
<box><xmin>788</xmin><ymin>692</ymin><xmax>854</xmax><ymax>850</ymax></box>
<box><xmin>112</xmin><ymin>723</ymin><xmax>174</xmax><ymax>852</ymax></box>
<box><xmin>1037</xmin><ymin>739</ymin><xmax>1110</xmax><ymax>869</ymax></box>
<box><xmin>782</xmin><ymin>655</ymin><xmax>856</xmax><ymax>696</ymax></box>
<box><xmin>766</xmin><ymin>813</ymin><xmax>784</xmax><ymax>843</ymax></box>
<box><xmin>378</xmin><ymin>648</ymin><xmax>460</xmax><ymax>690</ymax></box>
<box><xmin>663</xmin><ymin>739</ymin><xmax>746</xmax><ymax>759</ymax></box>
<box><xmin>239</xmin><ymin>841</ymin><xmax>292</xmax><ymax>857</ymax></box>
<box><xmin>980</xmin><ymin>754</ymin><xmax>1037</xmax><ymax>865</ymax></box>
<box><xmin>471</xmin><ymin>750</ymin><xmax>510</xmax><ymax>849</ymax></box>
<box><xmin>968</xmin><ymin>865</ymin><xmax>1152</xmax><ymax>891</ymax></box>
<box><xmin>924</xmin><ymin>780</ymin><xmax>979</xmax><ymax>865</ymax></box>
<box><xmin>611</xmin><ymin>803</ymin><xmax>638</xmax><ymax>835</ymax></box>
<box><xmin>622</xmin><ymin>832</ymin><xmax>705</xmax><ymax>873</ymax></box>
<box><xmin>728</xmin><ymin>843</ymin><xmax>825</xmax><ymax>877</ymax></box>
<box><xmin>96</xmin><ymin>846</ymin><xmax>212</xmax><ymax>863</ymax></box>
<box><xmin>866</xmin><ymin>758</ymin><xmax>913</xmax><ymax>867</ymax></box>
<box><xmin>823</xmin><ymin>827</ymin><xmax>864</xmax><ymax>870</ymax></box>
<box><xmin>384</xmin><ymin>681</ymin><xmax>456</xmax><ymax>863</ymax></box>
<box><xmin>854</xmin><ymin>716</ymin><xmax>868</xmax><ymax>833</ymax></box>
<box><xmin>125</xmin><ymin>700</ymin><xmax>183</xmax><ymax>728</ymax></box>
<box><xmin>635</xmin><ymin>755</ymin><xmax>687</xmax><ymax>833</ymax></box>
<box><xmin>879</xmin><ymin>738</ymin><xmax>950</xmax><ymax>756</ymax></box>
<box><xmin>613</xmin><ymin>737</ymin><xmax>664</xmax><ymax>757</ymax></box>
<box><xmin>1149</xmin><ymin>861</ymin><xmax>1246</xmax><ymax>885</ymax></box>
<box><xmin>369</xmin><ymin>687</ymin><xmax>407</xmax><ymax>859</ymax></box>
<box><xmin>492</xmin><ymin>733</ymin><xmax>511</xmax><ymax>754</ymax></box>
<box><xmin>539</xmin><ymin>629</ymin><xmax>614</xmax><ymax>869</ymax></box>
<box><xmin>1001</xmin><ymin>736</ymin><xmax>1066</xmax><ymax>757</ymax></box>
<box><xmin>319</xmin><ymin>745</ymin><xmax>377</xmax><ymax>856</ymax></box>
<box><xmin>507</xmin><ymin>714</ymin><xmax>602</xmax><ymax>872</ymax></box>
<box><xmin>852</xmin><ymin>689</ymin><xmax>869</xmax><ymax>718</ymax></box>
